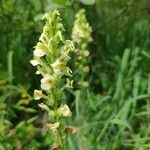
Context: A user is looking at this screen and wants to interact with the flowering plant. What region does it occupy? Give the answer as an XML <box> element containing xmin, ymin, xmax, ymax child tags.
<box><xmin>30</xmin><ymin>10</ymin><xmax>76</xmax><ymax>149</ymax></box>
<box><xmin>72</xmin><ymin>9</ymin><xmax>92</xmax><ymax>88</ymax></box>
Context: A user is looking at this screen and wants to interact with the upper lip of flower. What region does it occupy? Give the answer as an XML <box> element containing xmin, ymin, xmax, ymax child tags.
<box><xmin>51</xmin><ymin>60</ymin><xmax>65</xmax><ymax>75</ymax></box>
<box><xmin>30</xmin><ymin>59</ymin><xmax>40</xmax><ymax>66</ymax></box>
<box><xmin>33</xmin><ymin>48</ymin><xmax>46</xmax><ymax>57</ymax></box>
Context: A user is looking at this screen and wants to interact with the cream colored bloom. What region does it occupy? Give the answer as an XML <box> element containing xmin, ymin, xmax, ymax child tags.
<box><xmin>72</xmin><ymin>28</ymin><xmax>84</xmax><ymax>43</ymax></box>
<box><xmin>35</xmin><ymin>70</ymin><xmax>41</xmax><ymax>75</ymax></box>
<box><xmin>83</xmin><ymin>66</ymin><xmax>90</xmax><ymax>73</ymax></box>
<box><xmin>72</xmin><ymin>9</ymin><xmax>92</xmax><ymax>43</ymax></box>
<box><xmin>51</xmin><ymin>143</ymin><xmax>59</xmax><ymax>150</ymax></box>
<box><xmin>79</xmin><ymin>81</ymin><xmax>89</xmax><ymax>87</ymax></box>
<box><xmin>51</xmin><ymin>59</ymin><xmax>72</xmax><ymax>76</ymax></box>
<box><xmin>35</xmin><ymin>67</ymin><xmax>44</xmax><ymax>75</ymax></box>
<box><xmin>33</xmin><ymin>89</ymin><xmax>44</xmax><ymax>100</ymax></box>
<box><xmin>38</xmin><ymin>103</ymin><xmax>50</xmax><ymax>112</ymax></box>
<box><xmin>33</xmin><ymin>48</ymin><xmax>45</xmax><ymax>57</ymax></box>
<box><xmin>30</xmin><ymin>59</ymin><xmax>40</xmax><ymax>66</ymax></box>
<box><xmin>51</xmin><ymin>60</ymin><xmax>65</xmax><ymax>75</ymax></box>
<box><xmin>83</xmin><ymin>50</ymin><xmax>89</xmax><ymax>57</ymax></box>
<box><xmin>41</xmin><ymin>75</ymin><xmax>54</xmax><ymax>90</ymax></box>
<box><xmin>47</xmin><ymin>122</ymin><xmax>60</xmax><ymax>130</ymax></box>
<box><xmin>33</xmin><ymin>42</ymin><xmax>48</xmax><ymax>57</ymax></box>
<box><xmin>82</xmin><ymin>81</ymin><xmax>89</xmax><ymax>87</ymax></box>
<box><xmin>57</xmin><ymin>104</ymin><xmax>72</xmax><ymax>117</ymax></box>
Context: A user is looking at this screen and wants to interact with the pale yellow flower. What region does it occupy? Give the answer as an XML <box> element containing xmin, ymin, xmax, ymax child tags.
<box><xmin>51</xmin><ymin>143</ymin><xmax>59</xmax><ymax>150</ymax></box>
<box><xmin>34</xmin><ymin>42</ymin><xmax>48</xmax><ymax>57</ymax></box>
<box><xmin>82</xmin><ymin>81</ymin><xmax>89</xmax><ymax>87</ymax></box>
<box><xmin>35</xmin><ymin>70</ymin><xmax>41</xmax><ymax>75</ymax></box>
<box><xmin>30</xmin><ymin>59</ymin><xmax>40</xmax><ymax>66</ymax></box>
<box><xmin>47</xmin><ymin>122</ymin><xmax>60</xmax><ymax>130</ymax></box>
<box><xmin>83</xmin><ymin>50</ymin><xmax>90</xmax><ymax>57</ymax></box>
<box><xmin>66</xmin><ymin>78</ymin><xmax>73</xmax><ymax>88</ymax></box>
<box><xmin>33</xmin><ymin>89</ymin><xmax>44</xmax><ymax>100</ymax></box>
<box><xmin>83</xmin><ymin>66</ymin><xmax>90</xmax><ymax>73</ymax></box>
<box><xmin>57</xmin><ymin>104</ymin><xmax>72</xmax><ymax>117</ymax></box>
<box><xmin>72</xmin><ymin>28</ymin><xmax>84</xmax><ymax>43</ymax></box>
<box><xmin>38</xmin><ymin>103</ymin><xmax>50</xmax><ymax>112</ymax></box>
<box><xmin>51</xmin><ymin>60</ymin><xmax>65</xmax><ymax>75</ymax></box>
<box><xmin>77</xmin><ymin>56</ymin><xmax>82</xmax><ymax>60</ymax></box>
<box><xmin>78</xmin><ymin>81</ymin><xmax>89</xmax><ymax>87</ymax></box>
<box><xmin>41</xmin><ymin>74</ymin><xmax>54</xmax><ymax>90</ymax></box>
<box><xmin>33</xmin><ymin>48</ymin><xmax>45</xmax><ymax>57</ymax></box>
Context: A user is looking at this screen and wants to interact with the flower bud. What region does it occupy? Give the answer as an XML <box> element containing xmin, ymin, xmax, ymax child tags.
<box><xmin>83</xmin><ymin>50</ymin><xmax>89</xmax><ymax>57</ymax></box>
<box><xmin>83</xmin><ymin>66</ymin><xmax>90</xmax><ymax>73</ymax></box>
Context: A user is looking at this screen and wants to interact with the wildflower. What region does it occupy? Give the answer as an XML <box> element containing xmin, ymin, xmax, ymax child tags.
<box><xmin>31</xmin><ymin>10</ymin><xmax>75</xmax><ymax>149</ymax></box>
<box><xmin>36</xmin><ymin>66</ymin><xmax>44</xmax><ymax>75</ymax></box>
<box><xmin>33</xmin><ymin>42</ymin><xmax>48</xmax><ymax>57</ymax></box>
<box><xmin>57</xmin><ymin>104</ymin><xmax>72</xmax><ymax>117</ymax></box>
<box><xmin>39</xmin><ymin>33</ymin><xmax>49</xmax><ymax>43</ymax></box>
<box><xmin>51</xmin><ymin>60</ymin><xmax>65</xmax><ymax>75</ymax></box>
<box><xmin>33</xmin><ymin>48</ymin><xmax>45</xmax><ymax>57</ymax></box>
<box><xmin>78</xmin><ymin>81</ymin><xmax>89</xmax><ymax>87</ymax></box>
<box><xmin>38</xmin><ymin>103</ymin><xmax>50</xmax><ymax>112</ymax></box>
<box><xmin>41</xmin><ymin>75</ymin><xmax>54</xmax><ymax>90</ymax></box>
<box><xmin>66</xmin><ymin>78</ymin><xmax>73</xmax><ymax>88</ymax></box>
<box><xmin>62</xmin><ymin>40</ymin><xmax>74</xmax><ymax>54</ymax></box>
<box><xmin>51</xmin><ymin>143</ymin><xmax>59</xmax><ymax>150</ymax></box>
<box><xmin>51</xmin><ymin>60</ymin><xmax>72</xmax><ymax>76</ymax></box>
<box><xmin>77</xmin><ymin>56</ymin><xmax>82</xmax><ymax>60</ymax></box>
<box><xmin>47</xmin><ymin>122</ymin><xmax>60</xmax><ymax>130</ymax></box>
<box><xmin>83</xmin><ymin>66</ymin><xmax>90</xmax><ymax>73</ymax></box>
<box><xmin>72</xmin><ymin>9</ymin><xmax>92</xmax><ymax>89</ymax></box>
<box><xmin>82</xmin><ymin>81</ymin><xmax>89</xmax><ymax>87</ymax></box>
<box><xmin>35</xmin><ymin>70</ymin><xmax>42</xmax><ymax>75</ymax></box>
<box><xmin>33</xmin><ymin>90</ymin><xmax>44</xmax><ymax>100</ymax></box>
<box><xmin>30</xmin><ymin>59</ymin><xmax>40</xmax><ymax>66</ymax></box>
<box><xmin>83</xmin><ymin>50</ymin><xmax>90</xmax><ymax>57</ymax></box>
<box><xmin>72</xmin><ymin>9</ymin><xmax>92</xmax><ymax>43</ymax></box>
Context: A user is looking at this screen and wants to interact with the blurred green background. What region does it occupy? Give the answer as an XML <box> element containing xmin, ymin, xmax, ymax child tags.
<box><xmin>0</xmin><ymin>0</ymin><xmax>150</xmax><ymax>149</ymax></box>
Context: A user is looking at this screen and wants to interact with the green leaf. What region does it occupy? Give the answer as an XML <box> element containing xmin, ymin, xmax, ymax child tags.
<box><xmin>111</xmin><ymin>119</ymin><xmax>132</xmax><ymax>131</ymax></box>
<box><xmin>51</xmin><ymin>0</ymin><xmax>72</xmax><ymax>6</ymax></box>
<box><xmin>80</xmin><ymin>0</ymin><xmax>96</xmax><ymax>5</ymax></box>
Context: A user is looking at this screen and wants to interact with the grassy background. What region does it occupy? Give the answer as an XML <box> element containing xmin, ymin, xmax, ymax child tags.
<box><xmin>0</xmin><ymin>0</ymin><xmax>150</xmax><ymax>149</ymax></box>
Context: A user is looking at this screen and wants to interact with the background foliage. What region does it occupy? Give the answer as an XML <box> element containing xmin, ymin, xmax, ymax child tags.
<box><xmin>0</xmin><ymin>0</ymin><xmax>150</xmax><ymax>149</ymax></box>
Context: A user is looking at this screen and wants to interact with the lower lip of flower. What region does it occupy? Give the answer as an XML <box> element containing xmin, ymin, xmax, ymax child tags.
<box><xmin>41</xmin><ymin>76</ymin><xmax>54</xmax><ymax>90</ymax></box>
